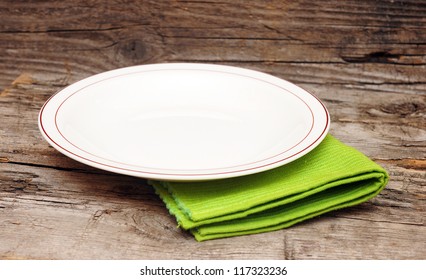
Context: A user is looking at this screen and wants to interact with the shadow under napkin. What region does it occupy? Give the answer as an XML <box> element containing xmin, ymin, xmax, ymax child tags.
<box><xmin>150</xmin><ymin>135</ymin><xmax>389</xmax><ymax>241</ymax></box>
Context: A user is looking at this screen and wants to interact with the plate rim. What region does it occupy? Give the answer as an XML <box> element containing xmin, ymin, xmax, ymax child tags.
<box><xmin>38</xmin><ymin>63</ymin><xmax>330</xmax><ymax>181</ymax></box>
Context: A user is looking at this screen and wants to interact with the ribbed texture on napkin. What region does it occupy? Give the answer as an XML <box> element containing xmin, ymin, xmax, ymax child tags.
<box><xmin>150</xmin><ymin>135</ymin><xmax>388</xmax><ymax>241</ymax></box>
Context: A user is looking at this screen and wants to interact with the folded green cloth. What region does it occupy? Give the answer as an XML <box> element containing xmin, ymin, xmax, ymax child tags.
<box><xmin>150</xmin><ymin>135</ymin><xmax>388</xmax><ymax>241</ymax></box>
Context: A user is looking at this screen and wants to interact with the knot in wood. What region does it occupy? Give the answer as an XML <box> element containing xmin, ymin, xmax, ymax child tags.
<box><xmin>380</xmin><ymin>101</ymin><xmax>424</xmax><ymax>117</ymax></box>
<box><xmin>118</xmin><ymin>39</ymin><xmax>147</xmax><ymax>61</ymax></box>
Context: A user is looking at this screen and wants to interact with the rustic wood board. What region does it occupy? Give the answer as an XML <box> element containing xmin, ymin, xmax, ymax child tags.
<box><xmin>1</xmin><ymin>0</ymin><xmax>425</xmax><ymax>259</ymax></box>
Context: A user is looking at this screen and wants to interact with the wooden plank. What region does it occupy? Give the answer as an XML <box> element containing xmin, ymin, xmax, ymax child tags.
<box><xmin>1</xmin><ymin>0</ymin><xmax>425</xmax><ymax>86</ymax></box>
<box><xmin>1</xmin><ymin>163</ymin><xmax>424</xmax><ymax>259</ymax></box>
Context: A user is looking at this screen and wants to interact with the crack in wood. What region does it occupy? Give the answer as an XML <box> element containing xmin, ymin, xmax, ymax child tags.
<box><xmin>170</xmin><ymin>59</ymin><xmax>348</xmax><ymax>64</ymax></box>
<box><xmin>4</xmin><ymin>160</ymin><xmax>111</xmax><ymax>175</ymax></box>
<box><xmin>332</xmin><ymin>214</ymin><xmax>424</xmax><ymax>227</ymax></box>
<box><xmin>18</xmin><ymin>197</ymin><xmax>77</xmax><ymax>206</ymax></box>
<box><xmin>341</xmin><ymin>51</ymin><xmax>426</xmax><ymax>65</ymax></box>
<box><xmin>0</xmin><ymin>23</ymin><xmax>151</xmax><ymax>34</ymax></box>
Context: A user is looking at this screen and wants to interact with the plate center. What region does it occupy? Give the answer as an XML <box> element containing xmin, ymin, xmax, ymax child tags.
<box><xmin>55</xmin><ymin>69</ymin><xmax>313</xmax><ymax>171</ymax></box>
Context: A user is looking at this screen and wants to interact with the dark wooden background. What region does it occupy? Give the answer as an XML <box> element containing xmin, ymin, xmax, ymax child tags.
<box><xmin>1</xmin><ymin>0</ymin><xmax>425</xmax><ymax>259</ymax></box>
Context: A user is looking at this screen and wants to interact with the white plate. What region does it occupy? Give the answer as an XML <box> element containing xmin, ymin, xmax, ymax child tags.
<box><xmin>39</xmin><ymin>63</ymin><xmax>330</xmax><ymax>181</ymax></box>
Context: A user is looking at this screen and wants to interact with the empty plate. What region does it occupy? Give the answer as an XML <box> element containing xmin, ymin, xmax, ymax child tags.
<box><xmin>39</xmin><ymin>63</ymin><xmax>330</xmax><ymax>181</ymax></box>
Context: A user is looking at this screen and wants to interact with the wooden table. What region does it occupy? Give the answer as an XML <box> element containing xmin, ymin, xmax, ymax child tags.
<box><xmin>1</xmin><ymin>1</ymin><xmax>425</xmax><ymax>259</ymax></box>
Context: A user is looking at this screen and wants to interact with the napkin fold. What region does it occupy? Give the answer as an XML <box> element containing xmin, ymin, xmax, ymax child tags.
<box><xmin>150</xmin><ymin>135</ymin><xmax>388</xmax><ymax>241</ymax></box>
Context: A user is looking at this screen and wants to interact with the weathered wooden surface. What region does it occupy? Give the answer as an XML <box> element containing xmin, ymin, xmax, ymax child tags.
<box><xmin>0</xmin><ymin>0</ymin><xmax>425</xmax><ymax>259</ymax></box>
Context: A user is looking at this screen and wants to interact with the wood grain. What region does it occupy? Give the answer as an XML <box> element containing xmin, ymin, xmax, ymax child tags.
<box><xmin>1</xmin><ymin>0</ymin><xmax>425</xmax><ymax>259</ymax></box>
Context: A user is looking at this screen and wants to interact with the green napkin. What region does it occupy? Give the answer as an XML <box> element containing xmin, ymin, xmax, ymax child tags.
<box><xmin>150</xmin><ymin>135</ymin><xmax>388</xmax><ymax>241</ymax></box>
